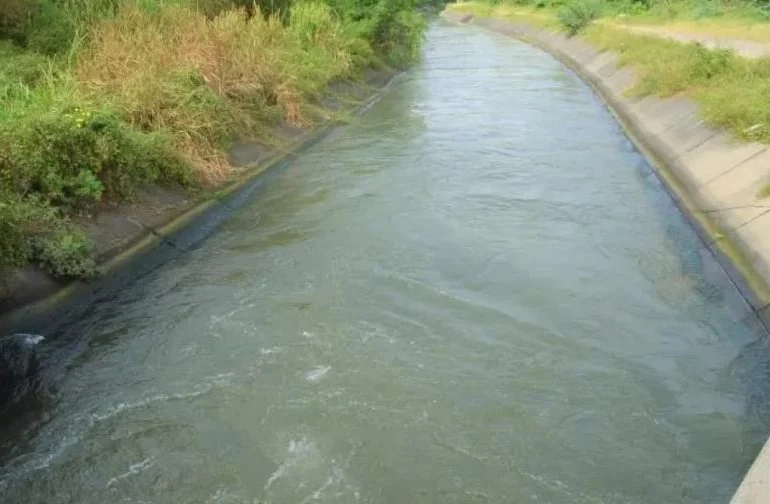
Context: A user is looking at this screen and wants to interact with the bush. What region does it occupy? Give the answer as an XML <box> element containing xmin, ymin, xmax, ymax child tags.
<box><xmin>36</xmin><ymin>228</ymin><xmax>97</xmax><ymax>278</ymax></box>
<box><xmin>557</xmin><ymin>0</ymin><xmax>599</xmax><ymax>35</ymax></box>
<box><xmin>291</xmin><ymin>1</ymin><xmax>340</xmax><ymax>48</ymax></box>
<box><xmin>0</xmin><ymin>191</ymin><xmax>96</xmax><ymax>279</ymax></box>
<box><xmin>1</xmin><ymin>107</ymin><xmax>190</xmax><ymax>208</ymax></box>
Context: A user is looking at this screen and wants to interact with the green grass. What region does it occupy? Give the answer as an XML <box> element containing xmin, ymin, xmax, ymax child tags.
<box><xmin>584</xmin><ymin>25</ymin><xmax>770</xmax><ymax>144</ymax></box>
<box><xmin>450</xmin><ymin>0</ymin><xmax>770</xmax><ymax>41</ymax></box>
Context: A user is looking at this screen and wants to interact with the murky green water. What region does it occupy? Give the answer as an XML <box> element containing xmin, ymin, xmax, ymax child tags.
<box><xmin>2</xmin><ymin>20</ymin><xmax>769</xmax><ymax>503</ymax></box>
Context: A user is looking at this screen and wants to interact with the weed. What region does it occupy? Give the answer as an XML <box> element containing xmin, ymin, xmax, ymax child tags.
<box><xmin>557</xmin><ymin>0</ymin><xmax>600</xmax><ymax>35</ymax></box>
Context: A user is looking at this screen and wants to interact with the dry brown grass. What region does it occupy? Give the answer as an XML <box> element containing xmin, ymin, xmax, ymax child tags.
<box><xmin>75</xmin><ymin>4</ymin><xmax>321</xmax><ymax>183</ymax></box>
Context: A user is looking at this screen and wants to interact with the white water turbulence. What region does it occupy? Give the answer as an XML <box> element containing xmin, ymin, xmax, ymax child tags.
<box><xmin>2</xmin><ymin>19</ymin><xmax>770</xmax><ymax>504</ymax></box>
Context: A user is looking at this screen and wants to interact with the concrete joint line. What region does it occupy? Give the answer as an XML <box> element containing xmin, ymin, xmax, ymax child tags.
<box><xmin>704</xmin><ymin>206</ymin><xmax>770</xmax><ymax>249</ymax></box>
<box><xmin>670</xmin><ymin>129</ymin><xmax>719</xmax><ymax>161</ymax></box>
<box><xmin>698</xmin><ymin>147</ymin><xmax>769</xmax><ymax>190</ymax></box>
<box><xmin>734</xmin><ymin>206</ymin><xmax>770</xmax><ymax>233</ymax></box>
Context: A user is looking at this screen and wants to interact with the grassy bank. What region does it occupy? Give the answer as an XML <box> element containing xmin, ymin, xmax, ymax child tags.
<box><xmin>448</xmin><ymin>0</ymin><xmax>770</xmax><ymax>38</ymax></box>
<box><xmin>0</xmin><ymin>0</ymin><xmax>429</xmax><ymax>282</ymax></box>
<box><xmin>448</xmin><ymin>1</ymin><xmax>770</xmax><ymax>176</ymax></box>
<box><xmin>582</xmin><ymin>25</ymin><xmax>770</xmax><ymax>144</ymax></box>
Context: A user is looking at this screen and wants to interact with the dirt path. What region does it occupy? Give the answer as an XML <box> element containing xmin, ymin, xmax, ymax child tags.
<box><xmin>611</xmin><ymin>23</ymin><xmax>770</xmax><ymax>59</ymax></box>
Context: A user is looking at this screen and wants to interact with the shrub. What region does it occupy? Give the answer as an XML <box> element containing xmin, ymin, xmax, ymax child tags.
<box><xmin>557</xmin><ymin>0</ymin><xmax>600</xmax><ymax>35</ymax></box>
<box><xmin>35</xmin><ymin>227</ymin><xmax>97</xmax><ymax>278</ymax></box>
<box><xmin>1</xmin><ymin>107</ymin><xmax>190</xmax><ymax>208</ymax></box>
<box><xmin>0</xmin><ymin>192</ymin><xmax>54</xmax><ymax>274</ymax></box>
<box><xmin>291</xmin><ymin>1</ymin><xmax>340</xmax><ymax>48</ymax></box>
<box><xmin>0</xmin><ymin>191</ymin><xmax>95</xmax><ymax>279</ymax></box>
<box><xmin>325</xmin><ymin>0</ymin><xmax>426</xmax><ymax>66</ymax></box>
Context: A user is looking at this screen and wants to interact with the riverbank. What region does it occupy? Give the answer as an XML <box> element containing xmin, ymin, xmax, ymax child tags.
<box><xmin>0</xmin><ymin>0</ymin><xmax>427</xmax><ymax>322</ymax></box>
<box><xmin>440</xmin><ymin>7</ymin><xmax>770</xmax><ymax>503</ymax></box>
<box><xmin>0</xmin><ymin>69</ymin><xmax>397</xmax><ymax>329</ymax></box>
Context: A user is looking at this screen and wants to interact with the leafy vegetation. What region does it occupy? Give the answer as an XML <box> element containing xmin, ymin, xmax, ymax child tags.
<box><xmin>0</xmin><ymin>0</ymin><xmax>428</xmax><ymax>281</ymax></box>
<box><xmin>557</xmin><ymin>0</ymin><xmax>600</xmax><ymax>34</ymax></box>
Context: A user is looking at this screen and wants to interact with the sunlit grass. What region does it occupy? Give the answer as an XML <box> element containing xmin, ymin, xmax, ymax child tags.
<box><xmin>450</xmin><ymin>0</ymin><xmax>770</xmax><ymax>42</ymax></box>
<box><xmin>601</xmin><ymin>12</ymin><xmax>770</xmax><ymax>43</ymax></box>
<box><xmin>585</xmin><ymin>26</ymin><xmax>770</xmax><ymax>145</ymax></box>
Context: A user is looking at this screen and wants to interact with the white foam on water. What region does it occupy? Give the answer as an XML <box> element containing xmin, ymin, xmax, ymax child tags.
<box><xmin>304</xmin><ymin>366</ymin><xmax>331</xmax><ymax>382</ymax></box>
<box><xmin>260</xmin><ymin>347</ymin><xmax>281</xmax><ymax>355</ymax></box>
<box><xmin>92</xmin><ymin>373</ymin><xmax>234</xmax><ymax>422</ymax></box>
<box><xmin>264</xmin><ymin>437</ymin><xmax>316</xmax><ymax>490</ymax></box>
<box><xmin>208</xmin><ymin>487</ymin><xmax>243</xmax><ymax>504</ymax></box>
<box><xmin>298</xmin><ymin>475</ymin><xmax>335</xmax><ymax>504</ymax></box>
<box><xmin>106</xmin><ymin>457</ymin><xmax>155</xmax><ymax>489</ymax></box>
<box><xmin>302</xmin><ymin>331</ymin><xmax>315</xmax><ymax>339</ymax></box>
<box><xmin>0</xmin><ymin>373</ymin><xmax>235</xmax><ymax>487</ymax></box>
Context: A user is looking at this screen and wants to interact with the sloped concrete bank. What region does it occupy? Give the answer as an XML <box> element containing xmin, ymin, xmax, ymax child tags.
<box><xmin>0</xmin><ymin>71</ymin><xmax>398</xmax><ymax>336</ymax></box>
<box><xmin>440</xmin><ymin>11</ymin><xmax>770</xmax><ymax>504</ymax></box>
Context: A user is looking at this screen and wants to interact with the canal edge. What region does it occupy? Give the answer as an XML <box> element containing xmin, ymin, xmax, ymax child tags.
<box><xmin>0</xmin><ymin>73</ymin><xmax>401</xmax><ymax>335</ymax></box>
<box><xmin>440</xmin><ymin>10</ymin><xmax>770</xmax><ymax>504</ymax></box>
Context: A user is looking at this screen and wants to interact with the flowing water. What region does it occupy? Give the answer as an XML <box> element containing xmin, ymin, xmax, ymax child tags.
<box><xmin>2</xmin><ymin>20</ymin><xmax>770</xmax><ymax>504</ymax></box>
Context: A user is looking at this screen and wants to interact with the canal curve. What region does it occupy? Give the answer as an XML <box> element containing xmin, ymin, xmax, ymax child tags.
<box><xmin>2</xmin><ymin>20</ymin><xmax>769</xmax><ymax>504</ymax></box>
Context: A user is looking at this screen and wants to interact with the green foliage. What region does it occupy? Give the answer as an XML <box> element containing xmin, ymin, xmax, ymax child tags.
<box><xmin>327</xmin><ymin>0</ymin><xmax>426</xmax><ymax>66</ymax></box>
<box><xmin>0</xmin><ymin>103</ymin><xmax>189</xmax><ymax>277</ymax></box>
<box><xmin>0</xmin><ymin>41</ymin><xmax>48</xmax><ymax>87</ymax></box>
<box><xmin>1</xmin><ymin>107</ymin><xmax>191</xmax><ymax>209</ymax></box>
<box><xmin>0</xmin><ymin>191</ymin><xmax>96</xmax><ymax>279</ymax></box>
<box><xmin>557</xmin><ymin>0</ymin><xmax>600</xmax><ymax>35</ymax></box>
<box><xmin>36</xmin><ymin>227</ymin><xmax>97</xmax><ymax>278</ymax></box>
<box><xmin>26</xmin><ymin>0</ymin><xmax>78</xmax><ymax>55</ymax></box>
<box><xmin>693</xmin><ymin>0</ymin><xmax>724</xmax><ymax>19</ymax></box>
<box><xmin>291</xmin><ymin>1</ymin><xmax>340</xmax><ymax>47</ymax></box>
